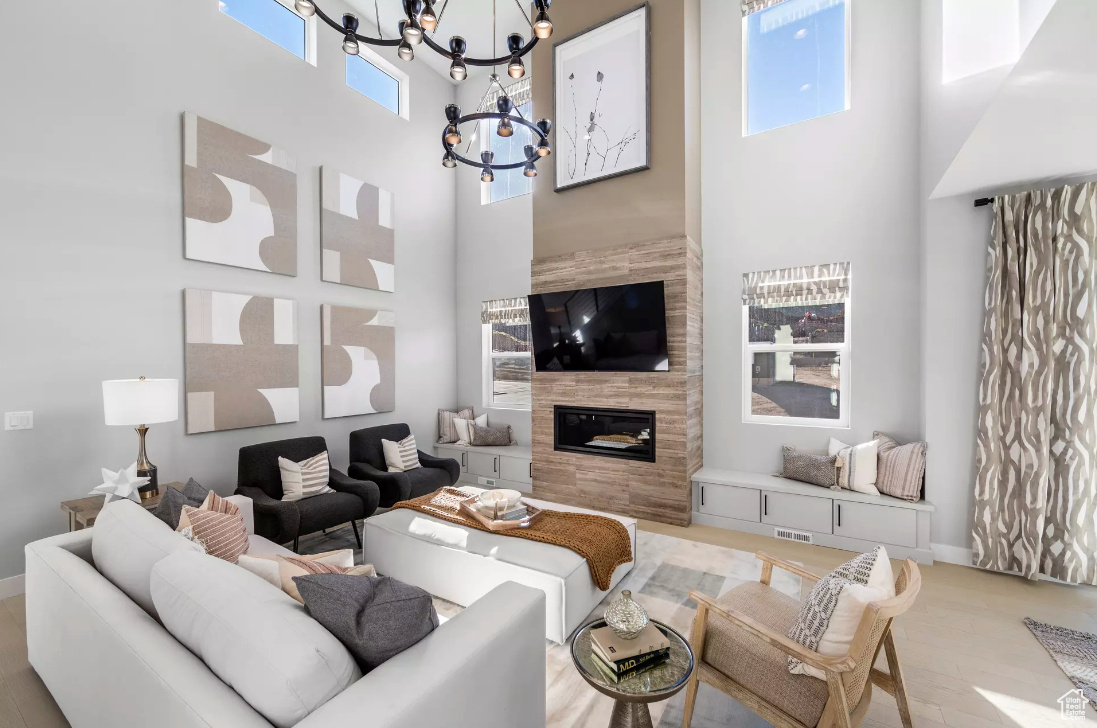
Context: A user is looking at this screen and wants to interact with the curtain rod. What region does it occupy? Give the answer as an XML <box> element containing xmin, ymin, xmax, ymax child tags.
<box><xmin>974</xmin><ymin>197</ymin><xmax>993</xmax><ymax>208</ymax></box>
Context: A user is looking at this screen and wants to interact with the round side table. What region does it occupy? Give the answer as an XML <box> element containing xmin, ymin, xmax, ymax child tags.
<box><xmin>571</xmin><ymin>619</ymin><xmax>695</xmax><ymax>728</ymax></box>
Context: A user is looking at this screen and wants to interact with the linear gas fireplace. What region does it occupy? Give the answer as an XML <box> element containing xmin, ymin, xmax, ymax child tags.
<box><xmin>554</xmin><ymin>406</ymin><xmax>656</xmax><ymax>463</ymax></box>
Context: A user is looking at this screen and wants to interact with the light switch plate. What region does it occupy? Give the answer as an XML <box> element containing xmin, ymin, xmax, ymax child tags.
<box><xmin>4</xmin><ymin>412</ymin><xmax>33</xmax><ymax>431</ymax></box>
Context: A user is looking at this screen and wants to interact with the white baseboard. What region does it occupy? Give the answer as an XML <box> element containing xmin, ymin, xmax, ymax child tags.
<box><xmin>0</xmin><ymin>574</ymin><xmax>25</xmax><ymax>600</ymax></box>
<box><xmin>931</xmin><ymin>543</ymin><xmax>972</xmax><ymax>566</ymax></box>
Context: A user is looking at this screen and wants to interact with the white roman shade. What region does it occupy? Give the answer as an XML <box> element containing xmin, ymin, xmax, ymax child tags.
<box><xmin>742</xmin><ymin>262</ymin><xmax>851</xmax><ymax>305</ymax></box>
<box><xmin>742</xmin><ymin>0</ymin><xmax>788</xmax><ymax>16</ymax></box>
<box><xmin>481</xmin><ymin>297</ymin><xmax>530</xmax><ymax>325</ymax></box>
<box><xmin>477</xmin><ymin>78</ymin><xmax>533</xmax><ymax>113</ymax></box>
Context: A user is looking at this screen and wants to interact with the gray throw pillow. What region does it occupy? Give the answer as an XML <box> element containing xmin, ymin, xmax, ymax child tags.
<box><xmin>294</xmin><ymin>574</ymin><xmax>439</xmax><ymax>673</ymax></box>
<box><xmin>780</xmin><ymin>446</ymin><xmax>838</xmax><ymax>488</ymax></box>
<box><xmin>151</xmin><ymin>486</ymin><xmax>189</xmax><ymax>529</ymax></box>
<box><xmin>469</xmin><ymin>424</ymin><xmax>514</xmax><ymax>447</ymax></box>
<box><xmin>182</xmin><ymin>478</ymin><xmax>209</xmax><ymax>507</ymax></box>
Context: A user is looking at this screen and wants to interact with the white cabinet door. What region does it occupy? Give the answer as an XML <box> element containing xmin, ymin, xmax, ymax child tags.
<box><xmin>697</xmin><ymin>483</ymin><xmax>760</xmax><ymax>522</ymax></box>
<box><xmin>499</xmin><ymin>456</ymin><xmax>532</xmax><ymax>486</ymax></box>
<box><xmin>435</xmin><ymin>447</ymin><xmax>468</xmax><ymax>474</ymax></box>
<box><xmin>834</xmin><ymin>501</ymin><xmax>918</xmax><ymax>548</ymax></box>
<box><xmin>762</xmin><ymin>492</ymin><xmax>833</xmax><ymax>534</ymax></box>
<box><xmin>468</xmin><ymin>452</ymin><xmax>500</xmax><ymax>479</ymax></box>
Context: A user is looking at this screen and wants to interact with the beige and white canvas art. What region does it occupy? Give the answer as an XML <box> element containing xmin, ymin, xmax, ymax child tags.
<box><xmin>321</xmin><ymin>304</ymin><xmax>395</xmax><ymax>418</ymax></box>
<box><xmin>183</xmin><ymin>112</ymin><xmax>298</xmax><ymax>275</ymax></box>
<box><xmin>320</xmin><ymin>167</ymin><xmax>395</xmax><ymax>291</ymax></box>
<box><xmin>184</xmin><ymin>289</ymin><xmax>300</xmax><ymax>434</ymax></box>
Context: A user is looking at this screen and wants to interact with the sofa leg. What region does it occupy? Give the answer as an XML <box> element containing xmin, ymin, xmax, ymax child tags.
<box><xmin>292</xmin><ymin>536</ymin><xmax>299</xmax><ymax>553</ymax></box>
<box><xmin>351</xmin><ymin>520</ymin><xmax>362</xmax><ymax>550</ymax></box>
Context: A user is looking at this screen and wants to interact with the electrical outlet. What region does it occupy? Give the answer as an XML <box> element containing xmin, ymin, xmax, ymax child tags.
<box><xmin>4</xmin><ymin>412</ymin><xmax>33</xmax><ymax>431</ymax></box>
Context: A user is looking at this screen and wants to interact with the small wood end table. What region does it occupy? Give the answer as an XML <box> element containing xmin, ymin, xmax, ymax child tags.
<box><xmin>571</xmin><ymin>618</ymin><xmax>695</xmax><ymax>728</ymax></box>
<box><xmin>60</xmin><ymin>482</ymin><xmax>185</xmax><ymax>531</ymax></box>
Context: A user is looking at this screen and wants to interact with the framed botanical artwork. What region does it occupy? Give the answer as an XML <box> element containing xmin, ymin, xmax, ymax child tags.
<box><xmin>321</xmin><ymin>304</ymin><xmax>396</xmax><ymax>418</ymax></box>
<box><xmin>320</xmin><ymin>167</ymin><xmax>395</xmax><ymax>292</ymax></box>
<box><xmin>183</xmin><ymin>113</ymin><xmax>298</xmax><ymax>275</ymax></box>
<box><xmin>553</xmin><ymin>3</ymin><xmax>650</xmax><ymax>192</ymax></box>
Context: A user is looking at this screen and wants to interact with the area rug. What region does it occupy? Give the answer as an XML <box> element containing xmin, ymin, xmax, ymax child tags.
<box><xmin>303</xmin><ymin>525</ymin><xmax>788</xmax><ymax>727</ymax></box>
<box><xmin>1024</xmin><ymin>617</ymin><xmax>1097</xmax><ymax>703</ymax></box>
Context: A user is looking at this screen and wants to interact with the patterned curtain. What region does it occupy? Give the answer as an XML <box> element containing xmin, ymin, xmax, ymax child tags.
<box><xmin>481</xmin><ymin>297</ymin><xmax>530</xmax><ymax>325</ymax></box>
<box><xmin>742</xmin><ymin>0</ymin><xmax>788</xmax><ymax>16</ymax></box>
<box><xmin>742</xmin><ymin>262</ymin><xmax>850</xmax><ymax>305</ymax></box>
<box><xmin>972</xmin><ymin>181</ymin><xmax>1097</xmax><ymax>585</ymax></box>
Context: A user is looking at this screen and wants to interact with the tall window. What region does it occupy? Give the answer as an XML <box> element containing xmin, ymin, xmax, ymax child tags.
<box><xmin>346</xmin><ymin>51</ymin><xmax>406</xmax><ymax>118</ymax></box>
<box><xmin>744</xmin><ymin>0</ymin><xmax>850</xmax><ymax>136</ymax></box>
<box><xmin>742</xmin><ymin>262</ymin><xmax>850</xmax><ymax>427</ymax></box>
<box><xmin>482</xmin><ymin>298</ymin><xmax>532</xmax><ymax>410</ymax></box>
<box><xmin>219</xmin><ymin>0</ymin><xmax>312</xmax><ymax>63</ymax></box>
<box><xmin>482</xmin><ymin>101</ymin><xmax>534</xmax><ymax>204</ymax></box>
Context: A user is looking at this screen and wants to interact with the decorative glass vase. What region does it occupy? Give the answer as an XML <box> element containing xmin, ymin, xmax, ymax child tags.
<box><xmin>604</xmin><ymin>590</ymin><xmax>649</xmax><ymax>639</ymax></box>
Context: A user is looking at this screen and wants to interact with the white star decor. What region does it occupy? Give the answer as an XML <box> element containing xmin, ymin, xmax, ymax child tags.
<box><xmin>91</xmin><ymin>463</ymin><xmax>150</xmax><ymax>504</ymax></box>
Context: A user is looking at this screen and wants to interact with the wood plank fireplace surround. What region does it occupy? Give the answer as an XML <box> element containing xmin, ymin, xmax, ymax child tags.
<box><xmin>530</xmin><ymin>238</ymin><xmax>703</xmax><ymax>527</ymax></box>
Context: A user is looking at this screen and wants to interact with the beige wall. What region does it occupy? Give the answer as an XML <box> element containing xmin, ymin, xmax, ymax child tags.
<box><xmin>532</xmin><ymin>0</ymin><xmax>700</xmax><ymax>257</ymax></box>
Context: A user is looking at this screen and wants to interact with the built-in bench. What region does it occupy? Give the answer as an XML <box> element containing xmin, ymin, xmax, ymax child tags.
<box><xmin>434</xmin><ymin>443</ymin><xmax>533</xmax><ymax>494</ymax></box>
<box><xmin>692</xmin><ymin>467</ymin><xmax>935</xmax><ymax>564</ymax></box>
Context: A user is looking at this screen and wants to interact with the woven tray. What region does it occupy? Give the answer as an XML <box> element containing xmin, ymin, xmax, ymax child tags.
<box><xmin>457</xmin><ymin>494</ymin><xmax>543</xmax><ymax>531</ymax></box>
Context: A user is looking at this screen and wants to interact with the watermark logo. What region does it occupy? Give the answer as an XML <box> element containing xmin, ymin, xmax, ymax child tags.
<box><xmin>1058</xmin><ymin>688</ymin><xmax>1090</xmax><ymax>721</ymax></box>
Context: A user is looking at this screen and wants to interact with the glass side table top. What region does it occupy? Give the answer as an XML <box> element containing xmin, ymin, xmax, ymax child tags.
<box><xmin>571</xmin><ymin>619</ymin><xmax>695</xmax><ymax>702</ymax></box>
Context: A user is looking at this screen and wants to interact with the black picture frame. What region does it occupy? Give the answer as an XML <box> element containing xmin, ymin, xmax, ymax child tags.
<box><xmin>552</xmin><ymin>3</ymin><xmax>652</xmax><ymax>193</ymax></box>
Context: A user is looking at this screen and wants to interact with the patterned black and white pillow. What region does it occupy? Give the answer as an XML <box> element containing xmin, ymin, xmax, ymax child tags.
<box><xmin>469</xmin><ymin>424</ymin><xmax>514</xmax><ymax>447</ymax></box>
<box><xmin>780</xmin><ymin>446</ymin><xmax>839</xmax><ymax>488</ymax></box>
<box><xmin>786</xmin><ymin>546</ymin><xmax>895</xmax><ymax>679</ymax></box>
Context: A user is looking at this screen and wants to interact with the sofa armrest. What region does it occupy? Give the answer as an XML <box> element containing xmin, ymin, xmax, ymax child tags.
<box><xmin>329</xmin><ymin>469</ymin><xmax>381</xmax><ymax>516</ymax></box>
<box><xmin>417</xmin><ymin>451</ymin><xmax>460</xmax><ymax>484</ymax></box>
<box><xmin>234</xmin><ymin>486</ymin><xmax>299</xmax><ymax>543</ymax></box>
<box><xmin>295</xmin><ymin>582</ymin><xmax>546</xmax><ymax>728</ymax></box>
<box><xmin>347</xmin><ymin>462</ymin><xmax>411</xmax><ymax>508</ymax></box>
<box><xmin>224</xmin><ymin>495</ymin><xmax>254</xmax><ymax>535</ymax></box>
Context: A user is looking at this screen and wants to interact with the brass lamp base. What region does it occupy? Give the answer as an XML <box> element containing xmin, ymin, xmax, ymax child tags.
<box><xmin>135</xmin><ymin>425</ymin><xmax>160</xmax><ymax>501</ymax></box>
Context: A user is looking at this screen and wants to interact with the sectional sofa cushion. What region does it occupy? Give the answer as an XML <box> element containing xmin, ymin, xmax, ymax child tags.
<box><xmin>91</xmin><ymin>499</ymin><xmax>204</xmax><ymax>617</ymax></box>
<box><xmin>295</xmin><ymin>573</ymin><xmax>438</xmax><ymax>673</ymax></box>
<box><xmin>150</xmin><ymin>551</ymin><xmax>362</xmax><ymax>728</ymax></box>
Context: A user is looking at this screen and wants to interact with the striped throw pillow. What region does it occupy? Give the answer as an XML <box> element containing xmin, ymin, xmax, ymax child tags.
<box><xmin>382</xmin><ymin>435</ymin><xmax>421</xmax><ymax>472</ymax></box>
<box><xmin>198</xmin><ymin>491</ymin><xmax>240</xmax><ymax>516</ymax></box>
<box><xmin>438</xmin><ymin>407</ymin><xmax>474</xmax><ymax>444</ymax></box>
<box><xmin>277</xmin><ymin>556</ymin><xmax>377</xmax><ymax>604</ymax></box>
<box><xmin>873</xmin><ymin>432</ymin><xmax>926</xmax><ymax>502</ymax></box>
<box><xmin>278</xmin><ymin>452</ymin><xmax>335</xmax><ymax>502</ymax></box>
<box><xmin>177</xmin><ymin>506</ymin><xmax>249</xmax><ymax>563</ymax></box>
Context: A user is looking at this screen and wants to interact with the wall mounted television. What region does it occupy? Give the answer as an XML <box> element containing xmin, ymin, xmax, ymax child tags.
<box><xmin>528</xmin><ymin>281</ymin><xmax>670</xmax><ymax>372</ymax></box>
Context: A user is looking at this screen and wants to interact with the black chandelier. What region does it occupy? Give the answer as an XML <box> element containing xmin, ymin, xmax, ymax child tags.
<box><xmin>293</xmin><ymin>0</ymin><xmax>553</xmax><ymax>81</ymax></box>
<box><xmin>441</xmin><ymin>88</ymin><xmax>552</xmax><ymax>181</ymax></box>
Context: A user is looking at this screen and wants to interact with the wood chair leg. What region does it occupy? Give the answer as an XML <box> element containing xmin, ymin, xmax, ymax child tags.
<box><xmin>760</xmin><ymin>561</ymin><xmax>773</xmax><ymax>586</ymax></box>
<box><xmin>292</xmin><ymin>535</ymin><xmax>299</xmax><ymax>553</ymax></box>
<box><xmin>351</xmin><ymin>520</ymin><xmax>362</xmax><ymax>550</ymax></box>
<box><xmin>883</xmin><ymin>630</ymin><xmax>914</xmax><ymax>728</ymax></box>
<box><xmin>824</xmin><ymin>673</ymin><xmax>854</xmax><ymax>728</ymax></box>
<box><xmin>682</xmin><ymin>602</ymin><xmax>708</xmax><ymax>728</ymax></box>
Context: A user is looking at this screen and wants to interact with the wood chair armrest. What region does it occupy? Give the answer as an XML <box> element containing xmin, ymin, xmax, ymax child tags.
<box><xmin>755</xmin><ymin>551</ymin><xmax>824</xmax><ymax>584</ymax></box>
<box><xmin>689</xmin><ymin>590</ymin><xmax>857</xmax><ymax>675</ymax></box>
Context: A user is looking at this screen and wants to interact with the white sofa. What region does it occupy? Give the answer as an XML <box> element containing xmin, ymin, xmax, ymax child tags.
<box><xmin>25</xmin><ymin>497</ymin><xmax>547</xmax><ymax>728</ymax></box>
<box><xmin>365</xmin><ymin>490</ymin><xmax>636</xmax><ymax>643</ymax></box>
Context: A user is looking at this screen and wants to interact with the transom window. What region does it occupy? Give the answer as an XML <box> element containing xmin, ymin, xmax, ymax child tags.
<box><xmin>346</xmin><ymin>50</ymin><xmax>409</xmax><ymax>119</ymax></box>
<box><xmin>743</xmin><ymin>0</ymin><xmax>851</xmax><ymax>136</ymax></box>
<box><xmin>480</xmin><ymin>80</ymin><xmax>535</xmax><ymax>204</ymax></box>
<box><xmin>742</xmin><ymin>262</ymin><xmax>851</xmax><ymax>427</ymax></box>
<box><xmin>482</xmin><ymin>298</ymin><xmax>532</xmax><ymax>411</ymax></box>
<box><xmin>219</xmin><ymin>0</ymin><xmax>314</xmax><ymax>64</ymax></box>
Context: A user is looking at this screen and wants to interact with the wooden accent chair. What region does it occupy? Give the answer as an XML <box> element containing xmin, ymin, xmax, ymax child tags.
<box><xmin>682</xmin><ymin>551</ymin><xmax>921</xmax><ymax>728</ymax></box>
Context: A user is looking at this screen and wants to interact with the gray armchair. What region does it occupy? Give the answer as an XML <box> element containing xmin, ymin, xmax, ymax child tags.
<box><xmin>348</xmin><ymin>424</ymin><xmax>460</xmax><ymax>507</ymax></box>
<box><xmin>236</xmin><ymin>436</ymin><xmax>380</xmax><ymax>551</ymax></box>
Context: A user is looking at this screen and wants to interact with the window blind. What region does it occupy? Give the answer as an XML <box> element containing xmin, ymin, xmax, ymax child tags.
<box><xmin>742</xmin><ymin>262</ymin><xmax>850</xmax><ymax>305</ymax></box>
<box><xmin>481</xmin><ymin>297</ymin><xmax>530</xmax><ymax>325</ymax></box>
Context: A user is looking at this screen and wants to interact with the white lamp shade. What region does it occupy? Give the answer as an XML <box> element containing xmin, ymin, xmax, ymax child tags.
<box><xmin>102</xmin><ymin>379</ymin><xmax>179</xmax><ymax>426</ymax></box>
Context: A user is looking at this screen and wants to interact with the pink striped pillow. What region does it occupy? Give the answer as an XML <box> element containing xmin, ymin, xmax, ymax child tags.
<box><xmin>198</xmin><ymin>491</ymin><xmax>240</xmax><ymax>516</ymax></box>
<box><xmin>177</xmin><ymin>506</ymin><xmax>249</xmax><ymax>563</ymax></box>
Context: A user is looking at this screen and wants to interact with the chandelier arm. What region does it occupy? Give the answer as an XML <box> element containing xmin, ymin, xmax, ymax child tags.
<box><xmin>420</xmin><ymin>33</ymin><xmax>538</xmax><ymax>65</ymax></box>
<box><xmin>312</xmin><ymin>2</ymin><xmax>404</xmax><ymax>47</ymax></box>
<box><xmin>430</xmin><ymin>0</ymin><xmax>451</xmax><ymax>35</ymax></box>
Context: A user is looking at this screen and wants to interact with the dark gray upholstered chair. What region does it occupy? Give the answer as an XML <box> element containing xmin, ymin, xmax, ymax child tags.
<box><xmin>236</xmin><ymin>436</ymin><xmax>380</xmax><ymax>552</ymax></box>
<box><xmin>348</xmin><ymin>424</ymin><xmax>461</xmax><ymax>507</ymax></box>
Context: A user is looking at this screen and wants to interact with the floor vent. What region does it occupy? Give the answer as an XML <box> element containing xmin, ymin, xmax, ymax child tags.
<box><xmin>774</xmin><ymin>527</ymin><xmax>813</xmax><ymax>544</ymax></box>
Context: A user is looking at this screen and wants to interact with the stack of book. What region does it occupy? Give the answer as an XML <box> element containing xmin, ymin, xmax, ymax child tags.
<box><xmin>477</xmin><ymin>501</ymin><xmax>529</xmax><ymax>521</ymax></box>
<box><xmin>589</xmin><ymin>623</ymin><xmax>671</xmax><ymax>683</ymax></box>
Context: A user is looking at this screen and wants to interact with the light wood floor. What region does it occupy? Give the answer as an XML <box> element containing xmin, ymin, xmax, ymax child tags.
<box><xmin>2</xmin><ymin>523</ymin><xmax>1095</xmax><ymax>728</ymax></box>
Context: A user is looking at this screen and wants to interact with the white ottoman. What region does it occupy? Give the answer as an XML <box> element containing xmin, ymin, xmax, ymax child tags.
<box><xmin>363</xmin><ymin>493</ymin><xmax>636</xmax><ymax>644</ymax></box>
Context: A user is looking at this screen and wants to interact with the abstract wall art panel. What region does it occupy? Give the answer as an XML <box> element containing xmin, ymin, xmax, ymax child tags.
<box><xmin>184</xmin><ymin>289</ymin><xmax>300</xmax><ymax>434</ymax></box>
<box><xmin>320</xmin><ymin>167</ymin><xmax>395</xmax><ymax>291</ymax></box>
<box><xmin>321</xmin><ymin>304</ymin><xmax>396</xmax><ymax>418</ymax></box>
<box><xmin>183</xmin><ymin>112</ymin><xmax>298</xmax><ymax>276</ymax></box>
<box><xmin>553</xmin><ymin>4</ymin><xmax>650</xmax><ymax>191</ymax></box>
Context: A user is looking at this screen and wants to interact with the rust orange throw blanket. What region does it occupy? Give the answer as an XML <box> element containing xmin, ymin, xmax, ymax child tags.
<box><xmin>391</xmin><ymin>488</ymin><xmax>633</xmax><ymax>591</ymax></box>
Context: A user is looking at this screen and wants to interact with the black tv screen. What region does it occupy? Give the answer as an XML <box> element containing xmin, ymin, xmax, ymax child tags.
<box><xmin>528</xmin><ymin>281</ymin><xmax>670</xmax><ymax>372</ymax></box>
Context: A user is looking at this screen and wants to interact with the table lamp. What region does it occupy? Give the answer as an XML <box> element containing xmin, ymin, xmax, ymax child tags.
<box><xmin>102</xmin><ymin>377</ymin><xmax>179</xmax><ymax>500</ymax></box>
